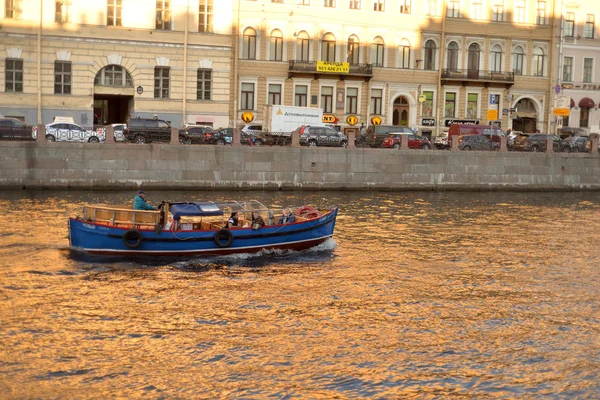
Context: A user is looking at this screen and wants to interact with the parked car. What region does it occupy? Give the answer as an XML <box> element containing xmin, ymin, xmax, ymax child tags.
<box><xmin>523</xmin><ymin>134</ymin><xmax>571</xmax><ymax>152</ymax></box>
<box><xmin>382</xmin><ymin>133</ymin><xmax>432</xmax><ymax>149</ymax></box>
<box><xmin>448</xmin><ymin>123</ymin><xmax>505</xmax><ymax>145</ymax></box>
<box><xmin>434</xmin><ymin>132</ymin><xmax>449</xmax><ymax>149</ymax></box>
<box><xmin>124</xmin><ymin>117</ymin><xmax>174</xmax><ymax>144</ymax></box>
<box><xmin>362</xmin><ymin>125</ymin><xmax>415</xmax><ymax>147</ymax></box>
<box><xmin>45</xmin><ymin>122</ymin><xmax>104</xmax><ymax>143</ymax></box>
<box><xmin>564</xmin><ymin>136</ymin><xmax>588</xmax><ymax>153</ymax></box>
<box><xmin>179</xmin><ymin>125</ymin><xmax>218</xmax><ymax>144</ymax></box>
<box><xmin>509</xmin><ymin>132</ymin><xmax>530</xmax><ymax>151</ymax></box>
<box><xmin>241</xmin><ymin>124</ymin><xmax>263</xmax><ymax>137</ymax></box>
<box><xmin>585</xmin><ymin>135</ymin><xmax>600</xmax><ymax>153</ymax></box>
<box><xmin>0</xmin><ymin>117</ymin><xmax>36</xmax><ymax>141</ymax></box>
<box><xmin>458</xmin><ymin>134</ymin><xmax>499</xmax><ymax>151</ymax></box>
<box><xmin>295</xmin><ymin>125</ymin><xmax>348</xmax><ymax>147</ymax></box>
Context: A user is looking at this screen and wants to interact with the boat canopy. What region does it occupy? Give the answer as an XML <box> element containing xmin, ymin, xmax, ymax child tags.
<box><xmin>169</xmin><ymin>202</ymin><xmax>223</xmax><ymax>220</ymax></box>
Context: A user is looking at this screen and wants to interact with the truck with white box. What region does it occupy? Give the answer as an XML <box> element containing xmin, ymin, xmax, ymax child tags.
<box><xmin>264</xmin><ymin>105</ymin><xmax>323</xmax><ymax>134</ymax></box>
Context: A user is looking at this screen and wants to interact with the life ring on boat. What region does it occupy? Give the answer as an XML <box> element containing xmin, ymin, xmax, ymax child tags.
<box><xmin>123</xmin><ymin>229</ymin><xmax>143</xmax><ymax>249</ymax></box>
<box><xmin>295</xmin><ymin>205</ymin><xmax>321</xmax><ymax>219</ymax></box>
<box><xmin>214</xmin><ymin>228</ymin><xmax>233</xmax><ymax>248</ymax></box>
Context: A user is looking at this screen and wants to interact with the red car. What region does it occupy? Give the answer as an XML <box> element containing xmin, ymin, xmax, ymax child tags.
<box><xmin>382</xmin><ymin>133</ymin><xmax>432</xmax><ymax>149</ymax></box>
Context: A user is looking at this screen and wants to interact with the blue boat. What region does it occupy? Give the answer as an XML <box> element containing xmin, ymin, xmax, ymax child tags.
<box><xmin>69</xmin><ymin>200</ymin><xmax>338</xmax><ymax>256</ymax></box>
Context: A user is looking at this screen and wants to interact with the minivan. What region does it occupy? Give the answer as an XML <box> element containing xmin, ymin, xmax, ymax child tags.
<box><xmin>361</xmin><ymin>125</ymin><xmax>415</xmax><ymax>147</ymax></box>
<box><xmin>448</xmin><ymin>123</ymin><xmax>505</xmax><ymax>146</ymax></box>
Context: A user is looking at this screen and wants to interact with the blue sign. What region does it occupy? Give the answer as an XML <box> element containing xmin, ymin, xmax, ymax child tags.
<box><xmin>490</xmin><ymin>94</ymin><xmax>499</xmax><ymax>105</ymax></box>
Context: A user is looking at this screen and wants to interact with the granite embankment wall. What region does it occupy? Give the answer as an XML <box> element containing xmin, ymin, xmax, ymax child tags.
<box><xmin>1</xmin><ymin>142</ymin><xmax>600</xmax><ymax>191</ymax></box>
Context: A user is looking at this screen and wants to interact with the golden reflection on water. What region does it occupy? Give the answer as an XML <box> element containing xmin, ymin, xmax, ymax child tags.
<box><xmin>0</xmin><ymin>190</ymin><xmax>599</xmax><ymax>398</ymax></box>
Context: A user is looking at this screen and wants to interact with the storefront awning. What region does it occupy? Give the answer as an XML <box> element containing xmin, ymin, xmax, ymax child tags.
<box><xmin>579</xmin><ymin>97</ymin><xmax>595</xmax><ymax>108</ymax></box>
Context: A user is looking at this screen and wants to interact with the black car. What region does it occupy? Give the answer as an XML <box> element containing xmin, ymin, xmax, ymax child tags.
<box><xmin>296</xmin><ymin>125</ymin><xmax>348</xmax><ymax>147</ymax></box>
<box><xmin>179</xmin><ymin>125</ymin><xmax>218</xmax><ymax>144</ymax></box>
<box><xmin>523</xmin><ymin>134</ymin><xmax>571</xmax><ymax>152</ymax></box>
<box><xmin>564</xmin><ymin>136</ymin><xmax>588</xmax><ymax>152</ymax></box>
<box><xmin>458</xmin><ymin>134</ymin><xmax>499</xmax><ymax>151</ymax></box>
<box><xmin>361</xmin><ymin>125</ymin><xmax>415</xmax><ymax>147</ymax></box>
<box><xmin>0</xmin><ymin>118</ymin><xmax>35</xmax><ymax>141</ymax></box>
<box><xmin>124</xmin><ymin>117</ymin><xmax>175</xmax><ymax>144</ymax></box>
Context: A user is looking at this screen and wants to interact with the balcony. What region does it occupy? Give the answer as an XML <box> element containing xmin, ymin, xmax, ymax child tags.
<box><xmin>288</xmin><ymin>60</ymin><xmax>373</xmax><ymax>81</ymax></box>
<box><xmin>441</xmin><ymin>69</ymin><xmax>515</xmax><ymax>88</ymax></box>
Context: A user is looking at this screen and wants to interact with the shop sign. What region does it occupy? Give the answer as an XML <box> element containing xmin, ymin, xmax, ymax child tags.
<box><xmin>371</xmin><ymin>116</ymin><xmax>382</xmax><ymax>125</ymax></box>
<box><xmin>316</xmin><ymin>61</ymin><xmax>350</xmax><ymax>73</ymax></box>
<box><xmin>421</xmin><ymin>118</ymin><xmax>435</xmax><ymax>126</ymax></box>
<box><xmin>322</xmin><ymin>114</ymin><xmax>336</xmax><ymax>123</ymax></box>
<box><xmin>346</xmin><ymin>115</ymin><xmax>358</xmax><ymax>126</ymax></box>
<box><xmin>444</xmin><ymin>119</ymin><xmax>479</xmax><ymax>127</ymax></box>
<box><xmin>241</xmin><ymin>112</ymin><xmax>254</xmax><ymax>123</ymax></box>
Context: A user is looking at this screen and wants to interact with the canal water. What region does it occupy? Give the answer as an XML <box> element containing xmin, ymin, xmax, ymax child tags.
<box><xmin>1</xmin><ymin>190</ymin><xmax>599</xmax><ymax>398</ymax></box>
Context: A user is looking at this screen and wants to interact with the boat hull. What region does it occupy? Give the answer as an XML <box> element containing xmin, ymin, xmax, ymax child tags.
<box><xmin>69</xmin><ymin>208</ymin><xmax>337</xmax><ymax>256</ymax></box>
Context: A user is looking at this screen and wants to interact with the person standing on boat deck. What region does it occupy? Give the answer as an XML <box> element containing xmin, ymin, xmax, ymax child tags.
<box><xmin>251</xmin><ymin>211</ymin><xmax>265</xmax><ymax>229</ymax></box>
<box><xmin>227</xmin><ymin>212</ymin><xmax>239</xmax><ymax>228</ymax></box>
<box><xmin>133</xmin><ymin>190</ymin><xmax>156</xmax><ymax>211</ymax></box>
<box><xmin>278</xmin><ymin>208</ymin><xmax>295</xmax><ymax>224</ymax></box>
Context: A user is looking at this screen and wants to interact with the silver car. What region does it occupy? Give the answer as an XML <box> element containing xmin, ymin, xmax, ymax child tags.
<box><xmin>45</xmin><ymin>122</ymin><xmax>104</xmax><ymax>143</ymax></box>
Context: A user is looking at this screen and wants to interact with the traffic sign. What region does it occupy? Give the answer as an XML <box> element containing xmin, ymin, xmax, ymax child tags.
<box><xmin>554</xmin><ymin>95</ymin><xmax>571</xmax><ymax>116</ymax></box>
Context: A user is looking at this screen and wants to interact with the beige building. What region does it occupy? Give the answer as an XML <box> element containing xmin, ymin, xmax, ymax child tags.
<box><xmin>0</xmin><ymin>0</ymin><xmax>232</xmax><ymax>128</ymax></box>
<box><xmin>233</xmin><ymin>0</ymin><xmax>559</xmax><ymax>137</ymax></box>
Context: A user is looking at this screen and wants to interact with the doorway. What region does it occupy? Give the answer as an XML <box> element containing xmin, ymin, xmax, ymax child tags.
<box><xmin>392</xmin><ymin>97</ymin><xmax>409</xmax><ymax>126</ymax></box>
<box><xmin>93</xmin><ymin>65</ymin><xmax>135</xmax><ymax>127</ymax></box>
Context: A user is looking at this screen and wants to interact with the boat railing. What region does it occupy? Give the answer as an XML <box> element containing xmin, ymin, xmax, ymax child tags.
<box><xmin>83</xmin><ymin>205</ymin><xmax>161</xmax><ymax>228</ymax></box>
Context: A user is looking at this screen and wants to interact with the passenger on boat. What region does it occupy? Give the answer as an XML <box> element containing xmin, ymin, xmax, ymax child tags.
<box><xmin>278</xmin><ymin>208</ymin><xmax>295</xmax><ymax>224</ymax></box>
<box><xmin>251</xmin><ymin>211</ymin><xmax>265</xmax><ymax>230</ymax></box>
<box><xmin>133</xmin><ymin>190</ymin><xmax>157</xmax><ymax>211</ymax></box>
<box><xmin>227</xmin><ymin>212</ymin><xmax>239</xmax><ymax>228</ymax></box>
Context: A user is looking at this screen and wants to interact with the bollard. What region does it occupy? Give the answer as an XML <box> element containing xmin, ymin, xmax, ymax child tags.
<box><xmin>347</xmin><ymin>131</ymin><xmax>355</xmax><ymax>148</ymax></box>
<box><xmin>104</xmin><ymin>125</ymin><xmax>115</xmax><ymax>144</ymax></box>
<box><xmin>36</xmin><ymin>124</ymin><xmax>46</xmax><ymax>143</ymax></box>
<box><xmin>232</xmin><ymin>127</ymin><xmax>241</xmax><ymax>147</ymax></box>
<box><xmin>451</xmin><ymin>135</ymin><xmax>459</xmax><ymax>151</ymax></box>
<box><xmin>170</xmin><ymin>127</ymin><xmax>180</xmax><ymax>145</ymax></box>
<box><xmin>592</xmin><ymin>136</ymin><xmax>599</xmax><ymax>155</ymax></box>
<box><xmin>291</xmin><ymin>131</ymin><xmax>300</xmax><ymax>147</ymax></box>
<box><xmin>499</xmin><ymin>136</ymin><xmax>507</xmax><ymax>152</ymax></box>
<box><xmin>545</xmin><ymin>137</ymin><xmax>554</xmax><ymax>153</ymax></box>
<box><xmin>400</xmin><ymin>134</ymin><xmax>409</xmax><ymax>150</ymax></box>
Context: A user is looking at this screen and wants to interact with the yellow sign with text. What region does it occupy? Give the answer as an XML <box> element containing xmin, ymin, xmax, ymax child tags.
<box><xmin>322</xmin><ymin>114</ymin><xmax>336</xmax><ymax>123</ymax></box>
<box><xmin>241</xmin><ymin>112</ymin><xmax>254</xmax><ymax>123</ymax></box>
<box><xmin>316</xmin><ymin>61</ymin><xmax>350</xmax><ymax>73</ymax></box>
<box><xmin>487</xmin><ymin>110</ymin><xmax>498</xmax><ymax>121</ymax></box>
<box><xmin>346</xmin><ymin>115</ymin><xmax>358</xmax><ymax>126</ymax></box>
<box><xmin>554</xmin><ymin>108</ymin><xmax>570</xmax><ymax>116</ymax></box>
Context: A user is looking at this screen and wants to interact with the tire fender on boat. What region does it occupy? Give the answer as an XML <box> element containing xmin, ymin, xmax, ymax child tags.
<box><xmin>123</xmin><ymin>229</ymin><xmax>143</xmax><ymax>248</ymax></box>
<box><xmin>295</xmin><ymin>205</ymin><xmax>322</xmax><ymax>219</ymax></box>
<box><xmin>214</xmin><ymin>228</ymin><xmax>233</xmax><ymax>248</ymax></box>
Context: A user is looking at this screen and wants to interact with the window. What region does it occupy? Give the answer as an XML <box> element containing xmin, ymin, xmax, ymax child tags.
<box><xmin>467</xmin><ymin>93</ymin><xmax>478</xmax><ymax>119</ymax></box>
<box><xmin>532</xmin><ymin>47</ymin><xmax>545</xmax><ymax>76</ymax></box>
<box><xmin>321</xmin><ymin>33</ymin><xmax>336</xmax><ymax>62</ymax></box>
<box><xmin>399</xmin><ymin>0</ymin><xmax>411</xmax><ymax>14</ymax></box>
<box><xmin>584</xmin><ymin>14</ymin><xmax>595</xmax><ymax>39</ymax></box>
<box><xmin>5</xmin><ymin>59</ymin><xmax>23</xmax><ymax>93</ymax></box>
<box><xmin>426</xmin><ymin>0</ymin><xmax>437</xmax><ymax>16</ymax></box>
<box><xmin>399</xmin><ymin>39</ymin><xmax>410</xmax><ymax>69</ymax></box>
<box><xmin>54</xmin><ymin>61</ymin><xmax>71</xmax><ymax>94</ymax></box>
<box><xmin>270</xmin><ymin>30</ymin><xmax>283</xmax><ymax>61</ymax></box>
<box><xmin>154</xmin><ymin>67</ymin><xmax>170</xmax><ymax>98</ymax></box>
<box><xmin>55</xmin><ymin>0</ymin><xmax>71</xmax><ymax>23</ymax></box>
<box><xmin>447</xmin><ymin>41</ymin><xmax>459</xmax><ymax>71</ymax></box>
<box><xmin>347</xmin><ymin>35</ymin><xmax>360</xmax><ymax>64</ymax></box>
<box><xmin>197</xmin><ymin>69</ymin><xmax>212</xmax><ymax>100</ymax></box>
<box><xmin>491</xmin><ymin>44</ymin><xmax>502</xmax><ymax>72</ymax></box>
<box><xmin>295</xmin><ymin>85</ymin><xmax>308</xmax><ymax>106</ymax></box>
<box><xmin>565</xmin><ymin>12</ymin><xmax>575</xmax><ymax>37</ymax></box>
<box><xmin>374</xmin><ymin>0</ymin><xmax>384</xmax><ymax>11</ymax></box>
<box><xmin>94</xmin><ymin>65</ymin><xmax>133</xmax><ymax>87</ymax></box>
<box><xmin>447</xmin><ymin>0</ymin><xmax>460</xmax><ymax>18</ymax></box>
<box><xmin>296</xmin><ymin>31</ymin><xmax>310</xmax><ymax>62</ymax></box>
<box><xmin>444</xmin><ymin>92</ymin><xmax>456</xmax><ymax>118</ymax></box>
<box><xmin>106</xmin><ymin>0</ymin><xmax>122</xmax><ymax>26</ymax></box>
<box><xmin>515</xmin><ymin>0</ymin><xmax>525</xmax><ymax>23</ymax></box>
<box><xmin>242</xmin><ymin>28</ymin><xmax>257</xmax><ymax>60</ymax></box>
<box><xmin>536</xmin><ymin>1</ymin><xmax>547</xmax><ymax>25</ymax></box>
<box><xmin>512</xmin><ymin>46</ymin><xmax>524</xmax><ymax>75</ymax></box>
<box><xmin>272</xmin><ymin>0</ymin><xmax>283</xmax><ymax>2</ymax></box>
<box><xmin>156</xmin><ymin>0</ymin><xmax>171</xmax><ymax>30</ymax></box>
<box><xmin>349</xmin><ymin>0</ymin><xmax>361</xmax><ymax>9</ymax></box>
<box><xmin>562</xmin><ymin>57</ymin><xmax>573</xmax><ymax>82</ymax></box>
<box><xmin>583</xmin><ymin>58</ymin><xmax>593</xmax><ymax>83</ymax></box>
<box><xmin>241</xmin><ymin>83</ymin><xmax>254</xmax><ymax>110</ymax></box>
<box><xmin>298</xmin><ymin>0</ymin><xmax>310</xmax><ymax>4</ymax></box>
<box><xmin>424</xmin><ymin>40</ymin><xmax>436</xmax><ymax>70</ymax></box>
<box><xmin>321</xmin><ymin>86</ymin><xmax>333</xmax><ymax>113</ymax></box>
<box><xmin>471</xmin><ymin>0</ymin><xmax>482</xmax><ymax>19</ymax></box>
<box><xmin>422</xmin><ymin>91</ymin><xmax>433</xmax><ymax>117</ymax></box>
<box><xmin>371</xmin><ymin>37</ymin><xmax>384</xmax><ymax>67</ymax></box>
<box><xmin>6</xmin><ymin>0</ymin><xmax>22</xmax><ymax>19</ymax></box>
<box><xmin>370</xmin><ymin>88</ymin><xmax>382</xmax><ymax>115</ymax></box>
<box><xmin>346</xmin><ymin>87</ymin><xmax>358</xmax><ymax>114</ymax></box>
<box><xmin>492</xmin><ymin>0</ymin><xmax>504</xmax><ymax>22</ymax></box>
<box><xmin>580</xmin><ymin>107</ymin><xmax>589</xmax><ymax>128</ymax></box>
<box><xmin>199</xmin><ymin>0</ymin><xmax>213</xmax><ymax>33</ymax></box>
<box><xmin>268</xmin><ymin>84</ymin><xmax>282</xmax><ymax>105</ymax></box>
<box><xmin>324</xmin><ymin>0</ymin><xmax>335</xmax><ymax>7</ymax></box>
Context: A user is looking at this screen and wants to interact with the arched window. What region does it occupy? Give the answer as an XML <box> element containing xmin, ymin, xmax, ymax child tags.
<box><xmin>424</xmin><ymin>40</ymin><xmax>436</xmax><ymax>70</ymax></box>
<box><xmin>321</xmin><ymin>33</ymin><xmax>336</xmax><ymax>62</ymax></box>
<box><xmin>94</xmin><ymin>65</ymin><xmax>133</xmax><ymax>87</ymax></box>
<box><xmin>533</xmin><ymin>47</ymin><xmax>545</xmax><ymax>76</ymax></box>
<box><xmin>447</xmin><ymin>41</ymin><xmax>459</xmax><ymax>71</ymax></box>
<box><xmin>399</xmin><ymin>39</ymin><xmax>410</xmax><ymax>69</ymax></box>
<box><xmin>491</xmin><ymin>44</ymin><xmax>503</xmax><ymax>72</ymax></box>
<box><xmin>467</xmin><ymin>43</ymin><xmax>480</xmax><ymax>74</ymax></box>
<box><xmin>296</xmin><ymin>31</ymin><xmax>310</xmax><ymax>62</ymax></box>
<box><xmin>270</xmin><ymin>29</ymin><xmax>283</xmax><ymax>61</ymax></box>
<box><xmin>512</xmin><ymin>46</ymin><xmax>524</xmax><ymax>75</ymax></box>
<box><xmin>371</xmin><ymin>36</ymin><xmax>385</xmax><ymax>67</ymax></box>
<box><xmin>347</xmin><ymin>35</ymin><xmax>360</xmax><ymax>65</ymax></box>
<box><xmin>242</xmin><ymin>27</ymin><xmax>256</xmax><ymax>60</ymax></box>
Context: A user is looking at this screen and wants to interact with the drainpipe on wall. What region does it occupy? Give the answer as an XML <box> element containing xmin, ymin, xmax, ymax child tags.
<box><xmin>554</xmin><ymin>0</ymin><xmax>565</xmax><ymax>136</ymax></box>
<box><xmin>435</xmin><ymin>1</ymin><xmax>447</xmax><ymax>137</ymax></box>
<box><xmin>232</xmin><ymin>0</ymin><xmax>240</xmax><ymax>129</ymax></box>
<box><xmin>37</xmin><ymin>0</ymin><xmax>42</xmax><ymax>124</ymax></box>
<box><xmin>182</xmin><ymin>0</ymin><xmax>189</xmax><ymax>125</ymax></box>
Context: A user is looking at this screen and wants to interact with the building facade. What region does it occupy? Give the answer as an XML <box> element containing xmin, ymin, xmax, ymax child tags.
<box><xmin>0</xmin><ymin>0</ymin><xmax>232</xmax><ymax>128</ymax></box>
